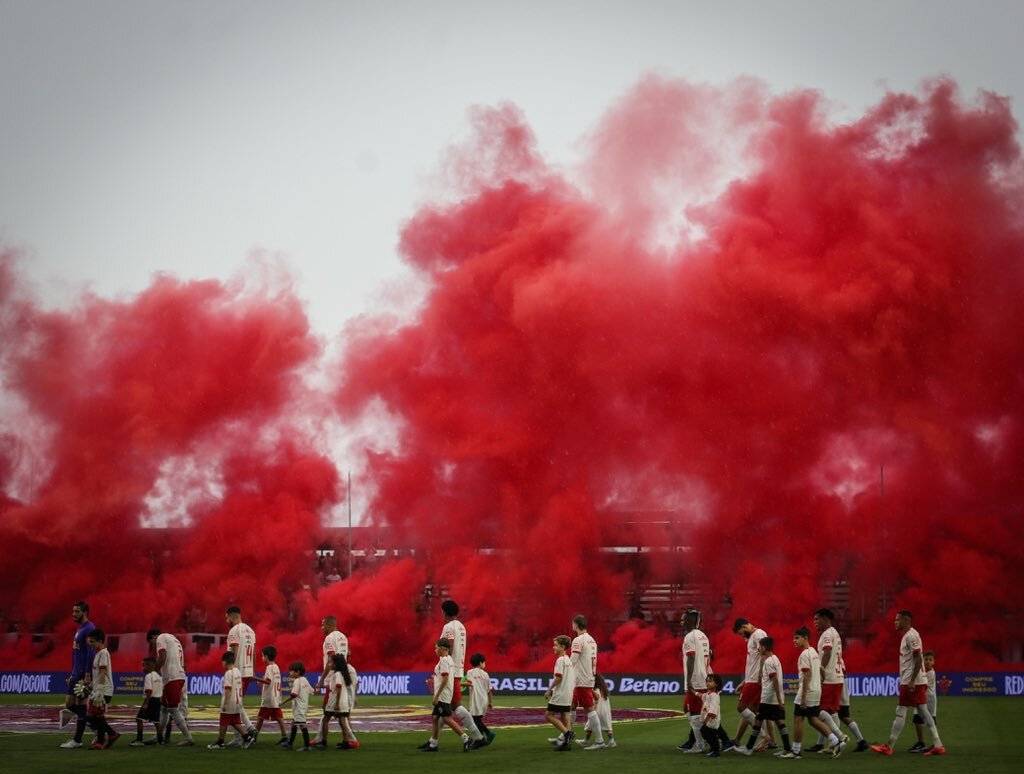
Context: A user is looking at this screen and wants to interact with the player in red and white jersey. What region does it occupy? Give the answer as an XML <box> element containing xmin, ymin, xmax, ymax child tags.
<box><xmin>736</xmin><ymin>636</ymin><xmax>793</xmax><ymax>757</ymax></box>
<box><xmin>317</xmin><ymin>615</ymin><xmax>349</xmax><ymax>686</ymax></box>
<box><xmin>251</xmin><ymin>644</ymin><xmax>287</xmax><ymax>746</ymax></box>
<box><xmin>314</xmin><ymin>615</ymin><xmax>349</xmax><ymax>744</ymax></box>
<box><xmin>792</xmin><ymin>626</ymin><xmax>845</xmax><ymax>758</ymax></box>
<box><xmin>570</xmin><ymin>614</ymin><xmax>604</xmax><ymax>749</ymax></box>
<box><xmin>225</xmin><ymin>606</ymin><xmax>257</xmax><ymax>741</ymax></box>
<box><xmin>439</xmin><ymin>600</ymin><xmax>483</xmax><ymax>744</ymax></box>
<box><xmin>208</xmin><ymin>651</ymin><xmax>254</xmax><ymax>749</ymax></box>
<box><xmin>679</xmin><ymin>609</ymin><xmax>717</xmax><ymax>753</ymax></box>
<box><xmin>812</xmin><ymin>607</ymin><xmax>866</xmax><ymax>751</ymax></box>
<box><xmin>731</xmin><ymin>617</ymin><xmax>767</xmax><ymax>749</ymax></box>
<box><xmin>146</xmin><ymin>628</ymin><xmax>194</xmax><ymax>746</ymax></box>
<box><xmin>871</xmin><ymin>611</ymin><xmax>945</xmax><ymax>756</ymax></box>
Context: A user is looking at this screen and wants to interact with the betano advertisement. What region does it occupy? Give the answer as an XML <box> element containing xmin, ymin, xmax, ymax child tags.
<box><xmin>1</xmin><ymin>671</ymin><xmax>1020</xmax><ymax>697</ymax></box>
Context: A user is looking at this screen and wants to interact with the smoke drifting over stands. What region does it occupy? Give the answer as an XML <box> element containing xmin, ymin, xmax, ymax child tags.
<box><xmin>1</xmin><ymin>77</ymin><xmax>1022</xmax><ymax>674</ymax></box>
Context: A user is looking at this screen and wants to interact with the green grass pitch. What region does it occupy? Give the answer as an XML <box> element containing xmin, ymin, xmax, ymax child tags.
<box><xmin>1</xmin><ymin>694</ymin><xmax>1022</xmax><ymax>773</ymax></box>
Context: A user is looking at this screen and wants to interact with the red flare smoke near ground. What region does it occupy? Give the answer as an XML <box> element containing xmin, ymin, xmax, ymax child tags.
<box><xmin>2</xmin><ymin>77</ymin><xmax>1023</xmax><ymax>678</ymax></box>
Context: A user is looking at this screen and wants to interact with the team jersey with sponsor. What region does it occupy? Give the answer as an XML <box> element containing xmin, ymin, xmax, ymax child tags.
<box><xmin>221</xmin><ymin>667</ymin><xmax>243</xmax><ymax>713</ymax></box>
<box><xmin>91</xmin><ymin>649</ymin><xmax>113</xmax><ymax>699</ymax></box>
<box><xmin>744</xmin><ymin>628</ymin><xmax>767</xmax><ymax>684</ymax></box>
<box><xmin>155</xmin><ymin>633</ymin><xmax>187</xmax><ymax>682</ymax></box>
<box><xmin>683</xmin><ymin>628</ymin><xmax>711</xmax><ymax>691</ymax></box>
<box><xmin>322</xmin><ymin>630</ymin><xmax>349</xmax><ymax>670</ymax></box>
<box><xmin>72</xmin><ymin>621</ymin><xmax>97</xmax><ymax>677</ymax></box>
<box><xmin>759</xmin><ymin>653</ymin><xmax>784</xmax><ymax>705</ymax></box>
<box><xmin>227</xmin><ymin>623</ymin><xmax>256</xmax><ymax>678</ymax></box>
<box><xmin>899</xmin><ymin>628</ymin><xmax>928</xmax><ymax>686</ymax></box>
<box><xmin>144</xmin><ymin>671</ymin><xmax>164</xmax><ymax>699</ymax></box>
<box><xmin>289</xmin><ymin>675</ymin><xmax>313</xmax><ymax>721</ymax></box>
<box><xmin>797</xmin><ymin>646</ymin><xmax>822</xmax><ymax>705</ymax></box>
<box><xmin>570</xmin><ymin>632</ymin><xmax>597</xmax><ymax>688</ymax></box>
<box><xmin>551</xmin><ymin>654</ymin><xmax>575</xmax><ymax>706</ymax></box>
<box><xmin>817</xmin><ymin>626</ymin><xmax>844</xmax><ymax>684</ymax></box>
<box><xmin>440</xmin><ymin>619</ymin><xmax>468</xmax><ymax>678</ymax></box>
<box><xmin>466</xmin><ymin>667</ymin><xmax>491</xmax><ymax>716</ymax></box>
<box><xmin>260</xmin><ymin>663</ymin><xmax>281</xmax><ymax>708</ymax></box>
<box><xmin>700</xmin><ymin>691</ymin><xmax>721</xmax><ymax>729</ymax></box>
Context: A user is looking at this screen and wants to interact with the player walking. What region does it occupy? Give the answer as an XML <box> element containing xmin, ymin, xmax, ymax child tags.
<box><xmin>146</xmin><ymin>628</ymin><xmax>195</xmax><ymax>745</ymax></box>
<box><xmin>313</xmin><ymin>615</ymin><xmax>349</xmax><ymax>744</ymax></box>
<box><xmin>730</xmin><ymin>617</ymin><xmax>768</xmax><ymax>751</ymax></box>
<box><xmin>570</xmin><ymin>614</ymin><xmax>604</xmax><ymax>750</ymax></box>
<box><xmin>440</xmin><ymin>600</ymin><xmax>484</xmax><ymax>744</ymax></box>
<box><xmin>871</xmin><ymin>611</ymin><xmax>946</xmax><ymax>756</ymax></box>
<box><xmin>679</xmin><ymin>608</ymin><xmax>717</xmax><ymax>753</ymax></box>
<box><xmin>59</xmin><ymin>601</ymin><xmax>96</xmax><ymax>748</ymax></box>
<box><xmin>225</xmin><ymin>606</ymin><xmax>257</xmax><ymax>743</ymax></box>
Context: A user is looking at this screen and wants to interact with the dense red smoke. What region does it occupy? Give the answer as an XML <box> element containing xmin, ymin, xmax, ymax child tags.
<box><xmin>2</xmin><ymin>76</ymin><xmax>1023</xmax><ymax>679</ymax></box>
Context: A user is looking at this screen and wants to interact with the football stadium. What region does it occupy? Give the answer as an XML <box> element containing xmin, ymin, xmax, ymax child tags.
<box><xmin>2</xmin><ymin>2</ymin><xmax>1023</xmax><ymax>772</ymax></box>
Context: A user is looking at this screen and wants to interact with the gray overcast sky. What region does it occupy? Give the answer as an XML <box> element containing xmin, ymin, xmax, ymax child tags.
<box><xmin>2</xmin><ymin>0</ymin><xmax>1022</xmax><ymax>335</ymax></box>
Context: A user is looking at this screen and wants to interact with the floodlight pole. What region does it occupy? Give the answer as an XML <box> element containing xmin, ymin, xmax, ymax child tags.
<box><xmin>347</xmin><ymin>471</ymin><xmax>353</xmax><ymax>579</ymax></box>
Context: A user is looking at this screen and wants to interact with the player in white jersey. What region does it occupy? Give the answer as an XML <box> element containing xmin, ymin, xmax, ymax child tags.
<box><xmin>791</xmin><ymin>627</ymin><xmax>845</xmax><ymax>758</ymax></box>
<box><xmin>679</xmin><ymin>608</ymin><xmax>715</xmax><ymax>753</ymax></box>
<box><xmin>146</xmin><ymin>627</ymin><xmax>194</xmax><ymax>746</ymax></box>
<box><xmin>317</xmin><ymin>615</ymin><xmax>349</xmax><ymax>688</ymax></box>
<box><xmin>132</xmin><ymin>655</ymin><xmax>164</xmax><ymax>745</ymax></box>
<box><xmin>225</xmin><ymin>606</ymin><xmax>257</xmax><ymax>740</ymax></box>
<box><xmin>699</xmin><ymin>674</ymin><xmax>725</xmax><ymax>756</ymax></box>
<box><xmin>208</xmin><ymin>651</ymin><xmax>254</xmax><ymax>749</ymax></box>
<box><xmin>84</xmin><ymin>629</ymin><xmax>120</xmax><ymax>749</ymax></box>
<box><xmin>731</xmin><ymin>617</ymin><xmax>768</xmax><ymax>749</ymax></box>
<box><xmin>439</xmin><ymin>599</ymin><xmax>483</xmax><ymax>742</ymax></box>
<box><xmin>280</xmin><ymin>661</ymin><xmax>313</xmax><ymax>750</ymax></box>
<box><xmin>466</xmin><ymin>652</ymin><xmax>496</xmax><ymax>745</ymax></box>
<box><xmin>314</xmin><ymin>615</ymin><xmax>349</xmax><ymax>744</ymax></box>
<box><xmin>252</xmin><ymin>644</ymin><xmax>287</xmax><ymax>746</ymax></box>
<box><xmin>582</xmin><ymin>672</ymin><xmax>617</xmax><ymax>749</ymax></box>
<box><xmin>871</xmin><ymin>611</ymin><xmax>945</xmax><ymax>756</ymax></box>
<box><xmin>737</xmin><ymin>636</ymin><xmax>793</xmax><ymax>757</ymax></box>
<box><xmin>418</xmin><ymin>639</ymin><xmax>478</xmax><ymax>752</ymax></box>
<box><xmin>812</xmin><ymin>607</ymin><xmax>866</xmax><ymax>751</ymax></box>
<box><xmin>910</xmin><ymin>650</ymin><xmax>939</xmax><ymax>752</ymax></box>
<box><xmin>570</xmin><ymin>614</ymin><xmax>604</xmax><ymax>749</ymax></box>
<box><xmin>545</xmin><ymin>635</ymin><xmax>576</xmax><ymax>750</ymax></box>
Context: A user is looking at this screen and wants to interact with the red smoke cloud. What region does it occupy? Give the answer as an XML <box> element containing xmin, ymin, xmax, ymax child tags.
<box><xmin>3</xmin><ymin>76</ymin><xmax>1023</xmax><ymax>677</ymax></box>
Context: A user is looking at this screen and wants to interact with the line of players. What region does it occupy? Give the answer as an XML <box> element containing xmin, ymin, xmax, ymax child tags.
<box><xmin>677</xmin><ymin>607</ymin><xmax>946</xmax><ymax>758</ymax></box>
<box><xmin>59</xmin><ymin>603</ymin><xmax>345</xmax><ymax>750</ymax></box>
<box><xmin>58</xmin><ymin>600</ymin><xmax>945</xmax><ymax>757</ymax></box>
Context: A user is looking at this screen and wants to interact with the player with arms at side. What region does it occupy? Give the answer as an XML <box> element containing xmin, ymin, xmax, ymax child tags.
<box><xmin>545</xmin><ymin>635</ymin><xmax>576</xmax><ymax>751</ymax></box>
<box><xmin>313</xmin><ymin>614</ymin><xmax>349</xmax><ymax>745</ymax></box>
<box><xmin>736</xmin><ymin>636</ymin><xmax>793</xmax><ymax>757</ymax></box>
<box><xmin>810</xmin><ymin>607</ymin><xmax>866</xmax><ymax>752</ymax></box>
<box><xmin>130</xmin><ymin>656</ymin><xmax>163</xmax><ymax>746</ymax></box>
<box><xmin>84</xmin><ymin>628</ymin><xmax>120</xmax><ymax>749</ymax></box>
<box><xmin>225</xmin><ymin>605</ymin><xmax>257</xmax><ymax>744</ymax></box>
<box><xmin>146</xmin><ymin>627</ymin><xmax>195</xmax><ymax>746</ymax></box>
<box><xmin>59</xmin><ymin>601</ymin><xmax>97</xmax><ymax>749</ymax></box>
<box><xmin>418</xmin><ymin>638</ymin><xmax>478</xmax><ymax>752</ymax></box>
<box><xmin>678</xmin><ymin>608</ymin><xmax>731</xmax><ymax>753</ymax></box>
<box><xmin>439</xmin><ymin>600</ymin><xmax>484</xmax><ymax>745</ymax></box>
<box><xmin>570</xmin><ymin>614</ymin><xmax>605</xmax><ymax>750</ymax></box>
<box><xmin>871</xmin><ymin>611</ymin><xmax>946</xmax><ymax>756</ymax></box>
<box><xmin>730</xmin><ymin>617</ymin><xmax>770</xmax><ymax>752</ymax></box>
<box><xmin>790</xmin><ymin>626</ymin><xmax>845</xmax><ymax>758</ymax></box>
